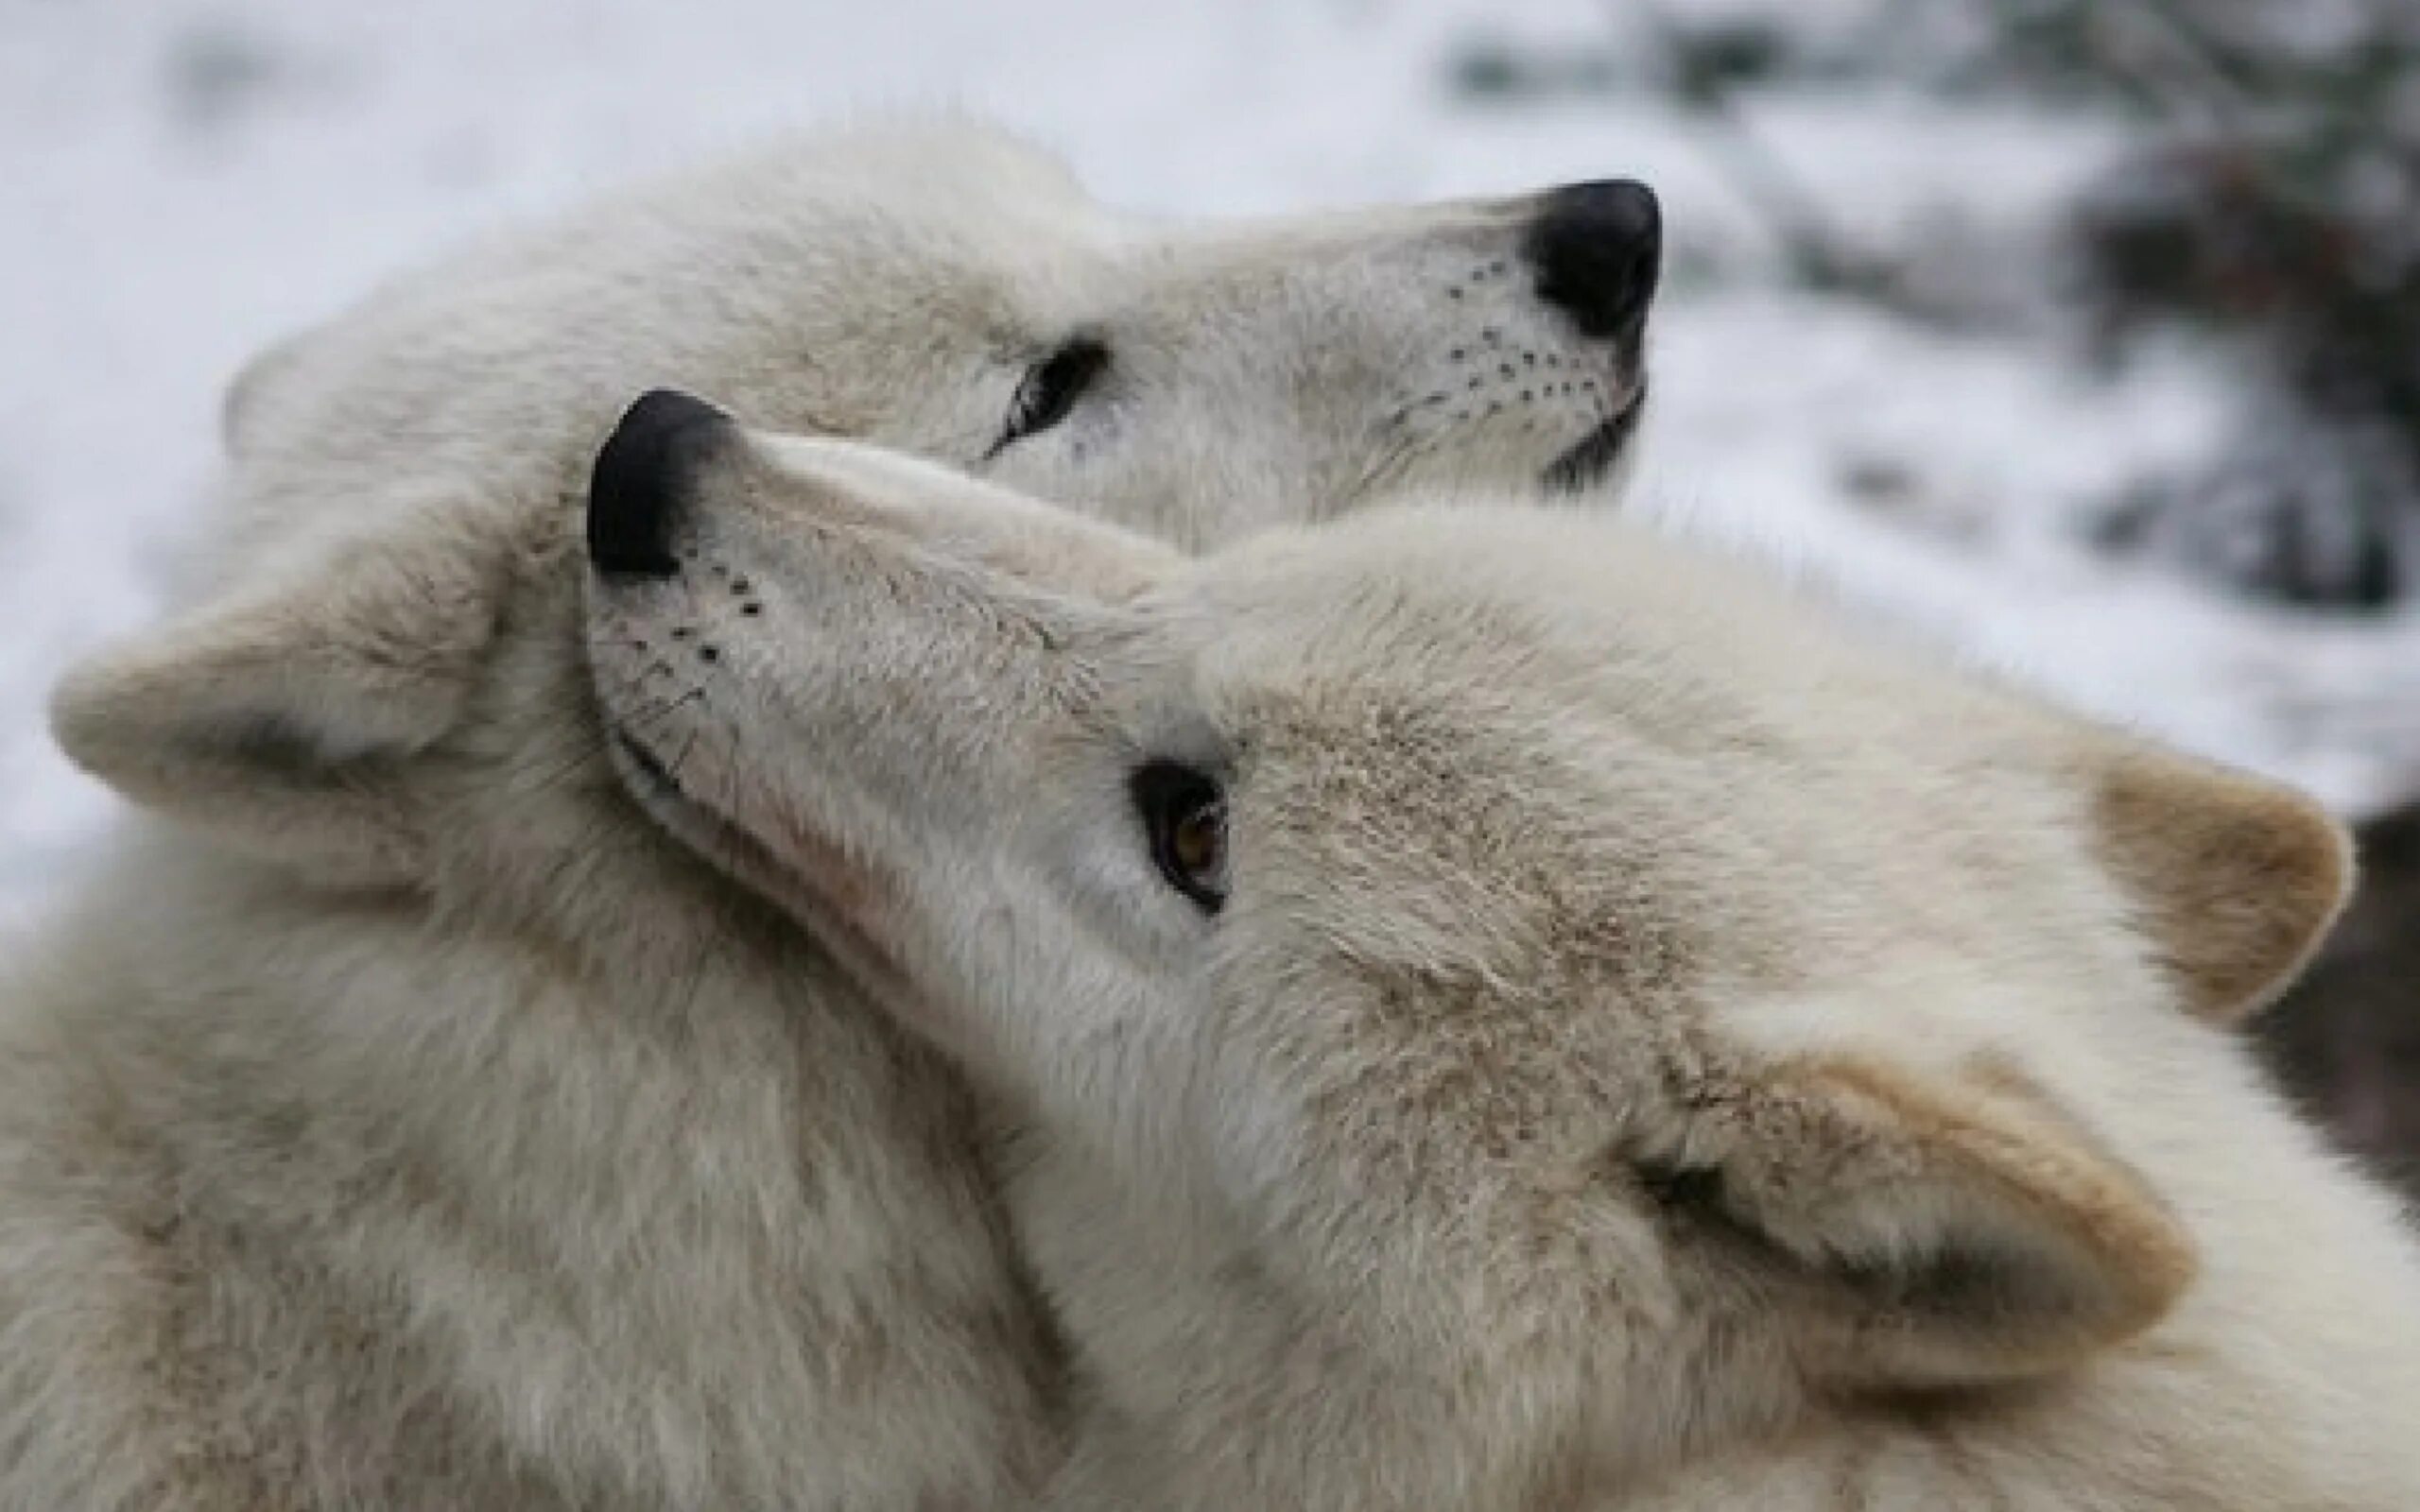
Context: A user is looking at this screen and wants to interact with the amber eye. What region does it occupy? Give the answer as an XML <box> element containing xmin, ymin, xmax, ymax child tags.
<box><xmin>1131</xmin><ymin>759</ymin><xmax>1228</xmax><ymax>914</ymax></box>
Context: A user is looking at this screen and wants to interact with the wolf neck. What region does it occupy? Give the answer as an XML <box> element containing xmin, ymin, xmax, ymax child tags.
<box><xmin>1024</xmin><ymin>1025</ymin><xmax>2420</xmax><ymax>1512</ymax></box>
<box><xmin>35</xmin><ymin>820</ymin><xmax>1059</xmax><ymax>1510</ymax></box>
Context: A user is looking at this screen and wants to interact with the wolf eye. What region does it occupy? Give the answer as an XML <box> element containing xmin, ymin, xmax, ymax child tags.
<box><xmin>1131</xmin><ymin>759</ymin><xmax>1227</xmax><ymax>913</ymax></box>
<box><xmin>994</xmin><ymin>337</ymin><xmax>1108</xmax><ymax>454</ymax></box>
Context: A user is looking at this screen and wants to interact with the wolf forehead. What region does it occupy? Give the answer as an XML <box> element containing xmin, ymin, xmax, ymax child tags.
<box><xmin>1153</xmin><ymin>511</ymin><xmax>2180</xmax><ymax>1000</ymax></box>
<box><xmin>1199</xmin><ymin>517</ymin><xmax>2046</xmax><ymax>849</ymax></box>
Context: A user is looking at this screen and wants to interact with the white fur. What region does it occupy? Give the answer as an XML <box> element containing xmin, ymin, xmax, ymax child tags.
<box><xmin>6</xmin><ymin>119</ymin><xmax>1652</xmax><ymax>1510</ymax></box>
<box><xmin>591</xmin><ymin>425</ymin><xmax>2420</xmax><ymax>1511</ymax></box>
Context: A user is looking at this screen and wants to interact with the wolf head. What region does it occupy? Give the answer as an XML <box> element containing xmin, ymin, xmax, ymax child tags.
<box><xmin>51</xmin><ymin>120</ymin><xmax>1657</xmax><ymax>900</ymax></box>
<box><xmin>220</xmin><ymin>119</ymin><xmax>1658</xmax><ymax>559</ymax></box>
<box><xmin>570</xmin><ymin>404</ymin><xmax>2354</xmax><ymax>1495</ymax></box>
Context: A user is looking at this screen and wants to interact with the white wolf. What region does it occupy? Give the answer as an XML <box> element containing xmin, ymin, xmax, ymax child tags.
<box><xmin>578</xmin><ymin>404</ymin><xmax>2420</xmax><ymax>1511</ymax></box>
<box><xmin>4</xmin><ymin>122</ymin><xmax>1660</xmax><ymax>1510</ymax></box>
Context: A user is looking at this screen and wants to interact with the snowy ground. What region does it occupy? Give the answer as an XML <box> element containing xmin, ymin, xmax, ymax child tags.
<box><xmin>8</xmin><ymin>0</ymin><xmax>2420</xmax><ymax>927</ymax></box>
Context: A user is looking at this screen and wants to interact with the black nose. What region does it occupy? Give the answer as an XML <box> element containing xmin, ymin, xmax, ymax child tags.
<box><xmin>587</xmin><ymin>388</ymin><xmax>731</xmax><ymax>578</ymax></box>
<box><xmin>1525</xmin><ymin>179</ymin><xmax>1662</xmax><ymax>341</ymax></box>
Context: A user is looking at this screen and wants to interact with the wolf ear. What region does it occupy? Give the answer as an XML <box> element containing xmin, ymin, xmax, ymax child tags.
<box><xmin>2084</xmin><ymin>743</ymin><xmax>2353</xmax><ymax>1024</ymax></box>
<box><xmin>49</xmin><ymin>515</ymin><xmax>511</xmax><ymax>885</ymax></box>
<box><xmin>1670</xmin><ymin>1057</ymin><xmax>2195</xmax><ymax>1391</ymax></box>
<box><xmin>219</xmin><ymin>327</ymin><xmax>314</xmax><ymax>459</ymax></box>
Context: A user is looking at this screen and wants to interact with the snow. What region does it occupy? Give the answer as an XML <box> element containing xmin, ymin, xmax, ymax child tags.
<box><xmin>6</xmin><ymin>0</ymin><xmax>2419</xmax><ymax>927</ymax></box>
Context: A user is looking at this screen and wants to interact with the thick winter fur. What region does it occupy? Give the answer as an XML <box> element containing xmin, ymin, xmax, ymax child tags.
<box><xmin>6</xmin><ymin>121</ymin><xmax>1656</xmax><ymax>1510</ymax></box>
<box><xmin>587</xmin><ymin>419</ymin><xmax>2420</xmax><ymax>1511</ymax></box>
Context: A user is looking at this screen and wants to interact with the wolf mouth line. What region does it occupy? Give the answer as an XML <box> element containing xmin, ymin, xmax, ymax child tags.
<box><xmin>1544</xmin><ymin>381</ymin><xmax>1648</xmax><ymax>495</ymax></box>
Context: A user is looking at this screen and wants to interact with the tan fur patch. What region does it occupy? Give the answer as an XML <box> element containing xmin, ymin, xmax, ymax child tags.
<box><xmin>1806</xmin><ymin>1056</ymin><xmax>2199</xmax><ymax>1343</ymax></box>
<box><xmin>2090</xmin><ymin>747</ymin><xmax>2354</xmax><ymax>1023</ymax></box>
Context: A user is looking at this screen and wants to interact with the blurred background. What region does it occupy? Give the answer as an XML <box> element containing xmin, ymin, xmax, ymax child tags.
<box><xmin>3</xmin><ymin>0</ymin><xmax>2412</xmax><ymax>1191</ymax></box>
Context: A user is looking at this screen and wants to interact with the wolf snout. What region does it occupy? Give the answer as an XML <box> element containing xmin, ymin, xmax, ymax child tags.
<box><xmin>1525</xmin><ymin>179</ymin><xmax>1662</xmax><ymax>342</ymax></box>
<box><xmin>587</xmin><ymin>388</ymin><xmax>733</xmax><ymax>578</ymax></box>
